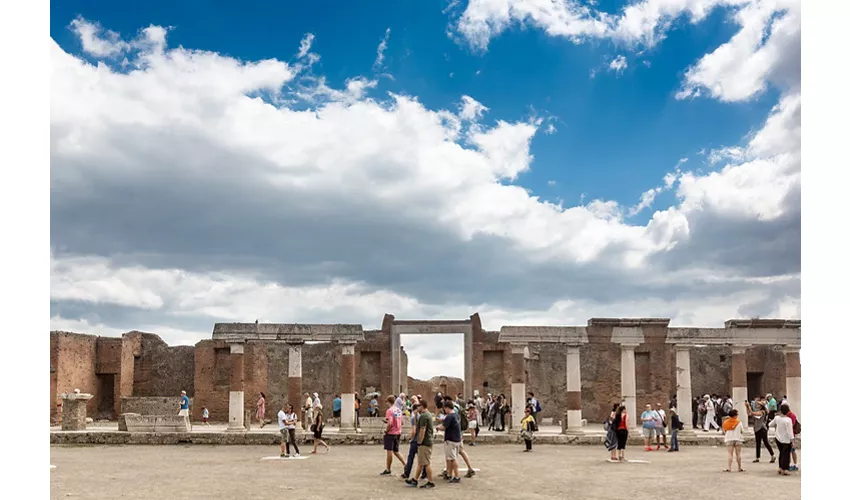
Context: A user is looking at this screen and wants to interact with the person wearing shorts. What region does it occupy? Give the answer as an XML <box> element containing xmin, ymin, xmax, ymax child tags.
<box><xmin>640</xmin><ymin>404</ymin><xmax>657</xmax><ymax>451</ymax></box>
<box><xmin>440</xmin><ymin>401</ymin><xmax>463</xmax><ymax>483</ymax></box>
<box><xmin>407</xmin><ymin>400</ymin><xmax>435</xmax><ymax>489</ymax></box>
<box><xmin>380</xmin><ymin>396</ymin><xmax>406</xmax><ymax>475</ymax></box>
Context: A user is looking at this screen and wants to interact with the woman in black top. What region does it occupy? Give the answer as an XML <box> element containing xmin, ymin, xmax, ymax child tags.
<box><xmin>311</xmin><ymin>404</ymin><xmax>330</xmax><ymax>454</ymax></box>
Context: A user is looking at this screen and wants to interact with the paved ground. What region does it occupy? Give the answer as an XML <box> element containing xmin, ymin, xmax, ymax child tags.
<box><xmin>50</xmin><ymin>444</ymin><xmax>800</xmax><ymax>500</ymax></box>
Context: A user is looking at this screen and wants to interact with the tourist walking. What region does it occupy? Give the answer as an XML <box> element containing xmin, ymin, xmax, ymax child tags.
<box><xmin>380</xmin><ymin>395</ymin><xmax>406</xmax><ymax>475</ymax></box>
<box><xmin>748</xmin><ymin>397</ymin><xmax>775</xmax><ymax>463</ymax></box>
<box><xmin>703</xmin><ymin>395</ymin><xmax>720</xmax><ymax>431</ymax></box>
<box><xmin>303</xmin><ymin>393</ymin><xmax>313</xmax><ymax>430</ymax></box>
<box><xmin>787</xmin><ymin>405</ymin><xmax>800</xmax><ymax>471</ymax></box>
<box><xmin>178</xmin><ymin>390</ymin><xmax>191</xmax><ymax>430</ymax></box>
<box><xmin>766</xmin><ymin>393</ymin><xmax>778</xmax><ymax>423</ymax></box>
<box><xmin>654</xmin><ymin>403</ymin><xmax>668</xmax><ymax>450</ymax></box>
<box><xmin>406</xmin><ymin>400</ymin><xmax>436</xmax><ymax>489</ymax></box>
<box><xmin>280</xmin><ymin>404</ymin><xmax>300</xmax><ymax>457</ymax></box>
<box><xmin>466</xmin><ymin>403</ymin><xmax>479</xmax><ymax>446</ymax></box>
<box><xmin>769</xmin><ymin>404</ymin><xmax>794</xmax><ymax>475</ymax></box>
<box><xmin>310</xmin><ymin>404</ymin><xmax>329</xmax><ymax>454</ymax></box>
<box><xmin>439</xmin><ymin>401</ymin><xmax>463</xmax><ymax>482</ymax></box>
<box><xmin>528</xmin><ymin>392</ymin><xmax>542</xmax><ymax>423</ymax></box>
<box><xmin>201</xmin><ymin>406</ymin><xmax>210</xmax><ymax>427</ymax></box>
<box><xmin>668</xmin><ymin>408</ymin><xmax>682</xmax><ymax>452</ymax></box>
<box><xmin>722</xmin><ymin>409</ymin><xmax>745</xmax><ymax>472</ymax></box>
<box><xmin>332</xmin><ymin>394</ymin><xmax>342</xmax><ymax>425</ymax></box>
<box><xmin>520</xmin><ymin>406</ymin><xmax>536</xmax><ymax>452</ymax></box>
<box><xmin>256</xmin><ymin>392</ymin><xmax>266</xmax><ymax>428</ymax></box>
<box><xmin>640</xmin><ymin>404</ymin><xmax>658</xmax><ymax>451</ymax></box>
<box><xmin>613</xmin><ymin>405</ymin><xmax>629</xmax><ymax>461</ymax></box>
<box><xmin>606</xmin><ymin>404</ymin><xmax>619</xmax><ymax>462</ymax></box>
<box><xmin>693</xmin><ymin>397</ymin><xmax>702</xmax><ymax>429</ymax></box>
<box><xmin>401</xmin><ymin>403</ymin><xmax>422</xmax><ymax>480</ymax></box>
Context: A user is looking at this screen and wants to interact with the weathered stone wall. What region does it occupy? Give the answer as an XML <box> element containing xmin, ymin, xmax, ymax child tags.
<box><xmin>121</xmin><ymin>397</ymin><xmax>193</xmax><ymax>415</ymax></box>
<box><xmin>131</xmin><ymin>333</ymin><xmax>195</xmax><ymax>398</ymax></box>
<box><xmin>407</xmin><ymin>376</ymin><xmax>464</xmax><ymax>405</ymax></box>
<box><xmin>51</xmin><ymin>332</ymin><xmax>99</xmax><ymax>420</ymax></box>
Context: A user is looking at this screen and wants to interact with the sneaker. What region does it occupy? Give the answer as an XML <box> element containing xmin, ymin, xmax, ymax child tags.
<box><xmin>656</xmin><ymin>445</ymin><xmax>661</xmax><ymax>450</ymax></box>
<box><xmin>769</xmin><ymin>456</ymin><xmax>776</xmax><ymax>464</ymax></box>
<box><xmin>420</xmin><ymin>482</ymin><xmax>436</xmax><ymax>489</ymax></box>
<box><xmin>753</xmin><ymin>459</ymin><xmax>760</xmax><ymax>463</ymax></box>
<box><xmin>405</xmin><ymin>479</ymin><xmax>418</xmax><ymax>487</ymax></box>
<box><xmin>469</xmin><ymin>442</ymin><xmax>476</xmax><ymax>446</ymax></box>
<box><xmin>465</xmin><ymin>470</ymin><xmax>476</xmax><ymax>478</ymax></box>
<box><xmin>664</xmin><ymin>445</ymin><xmax>669</xmax><ymax>449</ymax></box>
<box><xmin>280</xmin><ymin>453</ymin><xmax>286</xmax><ymax>458</ymax></box>
<box><xmin>400</xmin><ymin>474</ymin><xmax>409</xmax><ymax>479</ymax></box>
<box><xmin>789</xmin><ymin>465</ymin><xmax>798</xmax><ymax>471</ymax></box>
<box><xmin>644</xmin><ymin>447</ymin><xmax>652</xmax><ymax>452</ymax></box>
<box><xmin>440</xmin><ymin>470</ymin><xmax>448</xmax><ymax>479</ymax></box>
<box><xmin>449</xmin><ymin>477</ymin><xmax>461</xmax><ymax>484</ymax></box>
<box><xmin>380</xmin><ymin>470</ymin><xmax>392</xmax><ymax>476</ymax></box>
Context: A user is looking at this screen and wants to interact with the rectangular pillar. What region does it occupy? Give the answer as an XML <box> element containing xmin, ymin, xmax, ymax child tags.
<box><xmin>731</xmin><ymin>345</ymin><xmax>749</xmax><ymax>429</ymax></box>
<box><xmin>784</xmin><ymin>346</ymin><xmax>801</xmax><ymax>421</ymax></box>
<box><xmin>510</xmin><ymin>344</ymin><xmax>526</xmax><ymax>432</ymax></box>
<box><xmin>227</xmin><ymin>343</ymin><xmax>245</xmax><ymax>431</ymax></box>
<box><xmin>340</xmin><ymin>342</ymin><xmax>357</xmax><ymax>432</ymax></box>
<box><xmin>287</xmin><ymin>342</ymin><xmax>303</xmax><ymax>424</ymax></box>
<box><xmin>464</xmin><ymin>329</ymin><xmax>473</xmax><ymax>399</ymax></box>
<box><xmin>620</xmin><ymin>343</ymin><xmax>638</xmax><ymax>429</ymax></box>
<box><xmin>390</xmin><ymin>328</ymin><xmax>400</xmax><ymax>394</ymax></box>
<box><xmin>675</xmin><ymin>345</ymin><xmax>692</xmax><ymax>430</ymax></box>
<box><xmin>565</xmin><ymin>345</ymin><xmax>582</xmax><ymax>431</ymax></box>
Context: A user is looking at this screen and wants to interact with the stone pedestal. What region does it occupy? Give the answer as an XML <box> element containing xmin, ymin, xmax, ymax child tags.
<box><xmin>620</xmin><ymin>343</ymin><xmax>638</xmax><ymax>429</ymax></box>
<box><xmin>60</xmin><ymin>393</ymin><xmax>94</xmax><ymax>431</ymax></box>
<box><xmin>565</xmin><ymin>345</ymin><xmax>583</xmax><ymax>432</ymax></box>
<box><xmin>340</xmin><ymin>342</ymin><xmax>357</xmax><ymax>433</ymax></box>
<box><xmin>227</xmin><ymin>343</ymin><xmax>245</xmax><ymax>431</ymax></box>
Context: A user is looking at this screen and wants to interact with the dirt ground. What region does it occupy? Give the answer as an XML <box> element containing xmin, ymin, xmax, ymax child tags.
<box><xmin>50</xmin><ymin>444</ymin><xmax>801</xmax><ymax>500</ymax></box>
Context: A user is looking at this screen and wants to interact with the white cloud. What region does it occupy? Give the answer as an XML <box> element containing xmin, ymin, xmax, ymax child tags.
<box><xmin>50</xmin><ymin>19</ymin><xmax>800</xmax><ymax>371</ymax></box>
<box><xmin>69</xmin><ymin>16</ymin><xmax>130</xmax><ymax>57</ymax></box>
<box><xmin>609</xmin><ymin>54</ymin><xmax>628</xmax><ymax>73</ymax></box>
<box><xmin>298</xmin><ymin>33</ymin><xmax>315</xmax><ymax>59</ymax></box>
<box><xmin>373</xmin><ymin>28</ymin><xmax>391</xmax><ymax>69</ymax></box>
<box><xmin>459</xmin><ymin>95</ymin><xmax>489</xmax><ymax>121</ymax></box>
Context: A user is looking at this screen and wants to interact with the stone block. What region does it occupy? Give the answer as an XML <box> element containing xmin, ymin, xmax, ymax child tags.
<box><xmin>123</xmin><ymin>414</ymin><xmax>190</xmax><ymax>433</ymax></box>
<box><xmin>118</xmin><ymin>413</ymin><xmax>140</xmax><ymax>432</ymax></box>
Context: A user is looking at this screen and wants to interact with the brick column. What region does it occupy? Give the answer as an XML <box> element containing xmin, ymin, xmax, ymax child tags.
<box><xmin>784</xmin><ymin>346</ymin><xmax>801</xmax><ymax>421</ymax></box>
<box><xmin>565</xmin><ymin>344</ymin><xmax>582</xmax><ymax>432</ymax></box>
<box><xmin>227</xmin><ymin>343</ymin><xmax>245</xmax><ymax>431</ymax></box>
<box><xmin>287</xmin><ymin>342</ymin><xmax>303</xmax><ymax>424</ymax></box>
<box><xmin>675</xmin><ymin>345</ymin><xmax>692</xmax><ymax>430</ymax></box>
<box><xmin>510</xmin><ymin>344</ymin><xmax>527</xmax><ymax>432</ymax></box>
<box><xmin>731</xmin><ymin>345</ymin><xmax>749</xmax><ymax>429</ymax></box>
<box><xmin>340</xmin><ymin>342</ymin><xmax>357</xmax><ymax>433</ymax></box>
<box><xmin>620</xmin><ymin>343</ymin><xmax>638</xmax><ymax>429</ymax></box>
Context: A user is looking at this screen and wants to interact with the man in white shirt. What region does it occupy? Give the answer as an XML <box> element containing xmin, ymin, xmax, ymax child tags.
<box><xmin>654</xmin><ymin>403</ymin><xmax>668</xmax><ymax>450</ymax></box>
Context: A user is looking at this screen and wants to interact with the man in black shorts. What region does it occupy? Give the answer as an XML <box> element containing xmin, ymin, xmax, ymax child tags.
<box><xmin>380</xmin><ymin>395</ymin><xmax>406</xmax><ymax>475</ymax></box>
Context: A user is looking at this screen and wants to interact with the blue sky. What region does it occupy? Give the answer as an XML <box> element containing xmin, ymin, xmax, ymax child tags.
<box><xmin>49</xmin><ymin>1</ymin><xmax>800</xmax><ymax>378</ymax></box>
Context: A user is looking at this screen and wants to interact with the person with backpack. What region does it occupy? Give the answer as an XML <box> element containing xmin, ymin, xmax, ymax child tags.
<box><xmin>528</xmin><ymin>392</ymin><xmax>542</xmax><ymax>423</ymax></box>
<box><xmin>520</xmin><ymin>405</ymin><xmax>536</xmax><ymax>452</ymax></box>
<box><xmin>654</xmin><ymin>403</ymin><xmax>669</xmax><ymax>450</ymax></box>
<box><xmin>787</xmin><ymin>406</ymin><xmax>800</xmax><ymax>471</ymax></box>
<box><xmin>768</xmin><ymin>403</ymin><xmax>794</xmax><ymax>475</ymax></box>
<box><xmin>605</xmin><ymin>403</ymin><xmax>619</xmax><ymax>462</ymax></box>
<box><xmin>668</xmin><ymin>408</ymin><xmax>683</xmax><ymax>452</ymax></box>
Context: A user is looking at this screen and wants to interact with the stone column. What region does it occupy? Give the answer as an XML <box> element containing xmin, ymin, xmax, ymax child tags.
<box><xmin>620</xmin><ymin>343</ymin><xmax>638</xmax><ymax>429</ymax></box>
<box><xmin>784</xmin><ymin>346</ymin><xmax>801</xmax><ymax>421</ymax></box>
<box><xmin>288</xmin><ymin>342</ymin><xmax>304</xmax><ymax>426</ymax></box>
<box><xmin>565</xmin><ymin>344</ymin><xmax>583</xmax><ymax>432</ymax></box>
<box><xmin>675</xmin><ymin>345</ymin><xmax>693</xmax><ymax>430</ymax></box>
<box><xmin>510</xmin><ymin>344</ymin><xmax>527</xmax><ymax>432</ymax></box>
<box><xmin>731</xmin><ymin>345</ymin><xmax>749</xmax><ymax>429</ymax></box>
<box><xmin>464</xmin><ymin>329</ymin><xmax>473</xmax><ymax>399</ymax></box>
<box><xmin>390</xmin><ymin>328</ymin><xmax>400</xmax><ymax>394</ymax></box>
<box><xmin>227</xmin><ymin>343</ymin><xmax>245</xmax><ymax>431</ymax></box>
<box><xmin>340</xmin><ymin>342</ymin><xmax>357</xmax><ymax>433</ymax></box>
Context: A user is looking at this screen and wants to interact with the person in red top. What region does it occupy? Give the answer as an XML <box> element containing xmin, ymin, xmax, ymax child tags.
<box><xmin>787</xmin><ymin>409</ymin><xmax>799</xmax><ymax>471</ymax></box>
<box><xmin>613</xmin><ymin>405</ymin><xmax>629</xmax><ymax>462</ymax></box>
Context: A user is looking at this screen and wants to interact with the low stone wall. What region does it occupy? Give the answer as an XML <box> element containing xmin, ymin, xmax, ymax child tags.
<box><xmin>123</xmin><ymin>414</ymin><xmax>190</xmax><ymax>433</ymax></box>
<box><xmin>121</xmin><ymin>397</ymin><xmax>193</xmax><ymax>416</ymax></box>
<box><xmin>357</xmin><ymin>417</ymin><xmax>386</xmax><ymax>436</ymax></box>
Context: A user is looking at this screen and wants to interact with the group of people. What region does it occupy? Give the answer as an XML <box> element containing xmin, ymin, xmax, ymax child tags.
<box><xmin>604</xmin><ymin>394</ymin><xmax>801</xmax><ymax>477</ymax></box>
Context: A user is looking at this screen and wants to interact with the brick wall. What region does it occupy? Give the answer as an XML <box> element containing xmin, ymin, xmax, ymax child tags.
<box><xmin>51</xmin><ymin>332</ymin><xmax>99</xmax><ymax>420</ymax></box>
<box><xmin>131</xmin><ymin>333</ymin><xmax>194</xmax><ymax>397</ymax></box>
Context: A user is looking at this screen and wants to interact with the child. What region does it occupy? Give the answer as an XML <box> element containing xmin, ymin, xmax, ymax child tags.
<box><xmin>520</xmin><ymin>406</ymin><xmax>535</xmax><ymax>452</ymax></box>
<box><xmin>201</xmin><ymin>407</ymin><xmax>210</xmax><ymax>426</ymax></box>
<box><xmin>722</xmin><ymin>409</ymin><xmax>745</xmax><ymax>472</ymax></box>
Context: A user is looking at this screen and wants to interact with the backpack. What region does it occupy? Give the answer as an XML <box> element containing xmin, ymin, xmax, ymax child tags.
<box><xmin>535</xmin><ymin>400</ymin><xmax>542</xmax><ymax>413</ymax></box>
<box><xmin>792</xmin><ymin>419</ymin><xmax>801</xmax><ymax>435</ymax></box>
<box><xmin>698</xmin><ymin>401</ymin><xmax>706</xmax><ymax>415</ymax></box>
<box><xmin>460</xmin><ymin>410</ymin><xmax>469</xmax><ymax>431</ymax></box>
<box><xmin>722</xmin><ymin>400</ymin><xmax>732</xmax><ymax>415</ymax></box>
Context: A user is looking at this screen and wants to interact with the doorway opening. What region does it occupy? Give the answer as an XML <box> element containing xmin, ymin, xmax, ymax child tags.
<box><xmin>747</xmin><ymin>372</ymin><xmax>764</xmax><ymax>399</ymax></box>
<box><xmin>400</xmin><ymin>333</ymin><xmax>464</xmax><ymax>403</ymax></box>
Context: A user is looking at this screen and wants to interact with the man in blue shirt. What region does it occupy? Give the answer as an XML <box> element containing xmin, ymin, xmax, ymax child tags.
<box><xmin>332</xmin><ymin>394</ymin><xmax>342</xmax><ymax>421</ymax></box>
<box><xmin>178</xmin><ymin>390</ymin><xmax>191</xmax><ymax>430</ymax></box>
<box><xmin>439</xmin><ymin>401</ymin><xmax>463</xmax><ymax>483</ymax></box>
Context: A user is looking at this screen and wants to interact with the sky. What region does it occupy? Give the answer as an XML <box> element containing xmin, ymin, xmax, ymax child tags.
<box><xmin>49</xmin><ymin>0</ymin><xmax>800</xmax><ymax>379</ymax></box>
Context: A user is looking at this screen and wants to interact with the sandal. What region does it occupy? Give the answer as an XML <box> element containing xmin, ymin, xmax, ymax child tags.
<box><xmin>738</xmin><ymin>469</ymin><xmax>746</xmax><ymax>472</ymax></box>
<box><xmin>723</xmin><ymin>469</ymin><xmax>731</xmax><ymax>472</ymax></box>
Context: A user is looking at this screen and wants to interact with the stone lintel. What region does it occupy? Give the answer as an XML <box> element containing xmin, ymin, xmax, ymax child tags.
<box><xmin>59</xmin><ymin>393</ymin><xmax>94</xmax><ymax>401</ymax></box>
<box><xmin>510</xmin><ymin>343</ymin><xmax>528</xmax><ymax>355</ymax></box>
<box><xmin>587</xmin><ymin>318</ymin><xmax>671</xmax><ymax>327</ymax></box>
<box><xmin>782</xmin><ymin>345</ymin><xmax>801</xmax><ymax>354</ymax></box>
<box><xmin>666</xmin><ymin>327</ymin><xmax>800</xmax><ymax>347</ymax></box>
<box><xmin>212</xmin><ymin>323</ymin><xmax>365</xmax><ymax>343</ymax></box>
<box><xmin>229</xmin><ymin>343</ymin><xmax>244</xmax><ymax>354</ymax></box>
<box><xmin>498</xmin><ymin>326</ymin><xmax>588</xmax><ymax>345</ymax></box>
<box><xmin>724</xmin><ymin>319</ymin><xmax>801</xmax><ymax>329</ymax></box>
<box><xmin>610</xmin><ymin>326</ymin><xmax>645</xmax><ymax>346</ymax></box>
<box><xmin>730</xmin><ymin>344</ymin><xmax>751</xmax><ymax>355</ymax></box>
